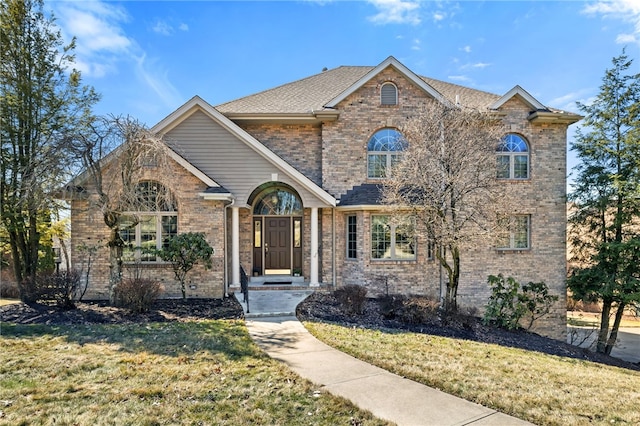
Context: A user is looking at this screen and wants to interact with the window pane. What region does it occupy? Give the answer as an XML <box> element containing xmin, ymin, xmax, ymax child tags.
<box><xmin>347</xmin><ymin>215</ymin><xmax>357</xmax><ymax>259</ymax></box>
<box><xmin>294</xmin><ymin>219</ymin><xmax>301</xmax><ymax>248</ymax></box>
<box><xmin>514</xmin><ymin>155</ymin><xmax>528</xmax><ymax>179</ymax></box>
<box><xmin>368</xmin><ymin>154</ymin><xmax>386</xmax><ymax>178</ymax></box>
<box><xmin>161</xmin><ymin>215</ymin><xmax>177</xmax><ymax>250</ymax></box>
<box><xmin>254</xmin><ymin>220</ymin><xmax>261</xmax><ymax>248</ymax></box>
<box><xmin>120</xmin><ymin>215</ymin><xmax>137</xmax><ymax>262</ymax></box>
<box><xmin>371</xmin><ymin>216</ymin><xmax>391</xmax><ymax>259</ymax></box>
<box><xmin>394</xmin><ymin>221</ymin><xmax>415</xmax><ymax>259</ymax></box>
<box><xmin>140</xmin><ymin>216</ymin><xmax>157</xmax><ymax>262</ymax></box>
<box><xmin>496</xmin><ymin>156</ymin><xmax>510</xmax><ymax>179</ymax></box>
<box><xmin>514</xmin><ymin>216</ymin><xmax>529</xmax><ymax>248</ymax></box>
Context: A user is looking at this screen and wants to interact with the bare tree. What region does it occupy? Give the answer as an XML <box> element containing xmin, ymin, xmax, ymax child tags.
<box><xmin>68</xmin><ymin>115</ymin><xmax>174</xmax><ymax>303</ymax></box>
<box><xmin>382</xmin><ymin>101</ymin><xmax>508</xmax><ymax>312</ymax></box>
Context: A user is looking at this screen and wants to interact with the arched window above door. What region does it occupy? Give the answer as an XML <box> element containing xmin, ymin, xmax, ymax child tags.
<box><xmin>253</xmin><ymin>187</ymin><xmax>303</xmax><ymax>216</ymax></box>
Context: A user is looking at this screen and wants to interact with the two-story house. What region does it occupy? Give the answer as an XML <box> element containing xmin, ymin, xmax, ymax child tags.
<box><xmin>69</xmin><ymin>56</ymin><xmax>581</xmax><ymax>339</ymax></box>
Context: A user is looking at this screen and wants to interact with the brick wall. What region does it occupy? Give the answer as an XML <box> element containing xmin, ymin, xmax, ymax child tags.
<box><xmin>70</xmin><ymin>157</ymin><xmax>226</xmax><ymax>300</ymax></box>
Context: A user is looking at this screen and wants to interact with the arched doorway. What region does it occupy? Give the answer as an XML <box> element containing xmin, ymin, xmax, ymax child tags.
<box><xmin>250</xmin><ymin>184</ymin><xmax>303</xmax><ymax>276</ymax></box>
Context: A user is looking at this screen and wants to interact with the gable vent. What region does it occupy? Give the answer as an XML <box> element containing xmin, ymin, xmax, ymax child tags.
<box><xmin>381</xmin><ymin>83</ymin><xmax>398</xmax><ymax>105</ymax></box>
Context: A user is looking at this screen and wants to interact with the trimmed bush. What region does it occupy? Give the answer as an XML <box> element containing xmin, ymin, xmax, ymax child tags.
<box><xmin>334</xmin><ymin>284</ymin><xmax>367</xmax><ymax>315</ymax></box>
<box><xmin>114</xmin><ymin>278</ymin><xmax>164</xmax><ymax>313</ymax></box>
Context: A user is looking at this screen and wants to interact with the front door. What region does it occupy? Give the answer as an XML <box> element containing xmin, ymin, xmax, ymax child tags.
<box><xmin>265</xmin><ymin>217</ymin><xmax>291</xmax><ymax>274</ymax></box>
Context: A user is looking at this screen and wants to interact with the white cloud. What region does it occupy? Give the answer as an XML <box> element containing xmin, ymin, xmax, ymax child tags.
<box><xmin>367</xmin><ymin>0</ymin><xmax>421</xmax><ymax>25</ymax></box>
<box><xmin>411</xmin><ymin>38</ymin><xmax>421</xmax><ymax>51</ymax></box>
<box><xmin>548</xmin><ymin>89</ymin><xmax>594</xmax><ymax>112</ymax></box>
<box><xmin>153</xmin><ymin>20</ymin><xmax>174</xmax><ymax>36</ymax></box>
<box><xmin>51</xmin><ymin>1</ymin><xmax>182</xmax><ymax>110</ymax></box>
<box><xmin>135</xmin><ymin>54</ymin><xmax>182</xmax><ymax>109</ymax></box>
<box><xmin>152</xmin><ymin>20</ymin><xmax>190</xmax><ymax>35</ymax></box>
<box><xmin>472</xmin><ymin>62</ymin><xmax>490</xmax><ymax>69</ymax></box>
<box><xmin>461</xmin><ymin>45</ymin><xmax>471</xmax><ymax>53</ymax></box>
<box><xmin>582</xmin><ymin>0</ymin><xmax>640</xmax><ymax>46</ymax></box>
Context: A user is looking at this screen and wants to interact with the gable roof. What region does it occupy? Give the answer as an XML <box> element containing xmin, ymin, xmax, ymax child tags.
<box><xmin>152</xmin><ymin>96</ymin><xmax>336</xmax><ymax>207</ymax></box>
<box><xmin>62</xmin><ymin>135</ymin><xmax>222</xmax><ymax>196</ymax></box>
<box><xmin>216</xmin><ymin>56</ymin><xmax>581</xmax><ymax>124</ymax></box>
<box><xmin>325</xmin><ymin>56</ymin><xmax>447</xmax><ymax>107</ymax></box>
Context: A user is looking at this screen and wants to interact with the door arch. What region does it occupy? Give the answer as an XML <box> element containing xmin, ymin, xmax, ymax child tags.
<box><xmin>250</xmin><ymin>184</ymin><xmax>303</xmax><ymax>276</ymax></box>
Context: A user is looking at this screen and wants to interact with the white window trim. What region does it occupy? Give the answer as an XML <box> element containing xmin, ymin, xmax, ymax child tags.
<box><xmin>380</xmin><ymin>82</ymin><xmax>398</xmax><ymax>106</ymax></box>
<box><xmin>122</xmin><ymin>211</ymin><xmax>177</xmax><ymax>262</ymax></box>
<box><xmin>370</xmin><ymin>215</ymin><xmax>416</xmax><ymax>261</ymax></box>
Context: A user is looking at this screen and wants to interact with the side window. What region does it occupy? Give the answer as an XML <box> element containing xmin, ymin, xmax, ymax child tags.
<box><xmin>496</xmin><ymin>215</ymin><xmax>530</xmax><ymax>250</ymax></box>
<box><xmin>347</xmin><ymin>215</ymin><xmax>357</xmax><ymax>259</ymax></box>
<box><xmin>380</xmin><ymin>82</ymin><xmax>398</xmax><ymax>105</ymax></box>
<box><xmin>121</xmin><ymin>181</ymin><xmax>177</xmax><ymax>262</ymax></box>
<box><xmin>367</xmin><ymin>128</ymin><xmax>407</xmax><ymax>179</ymax></box>
<box><xmin>497</xmin><ymin>134</ymin><xmax>529</xmax><ymax>179</ymax></box>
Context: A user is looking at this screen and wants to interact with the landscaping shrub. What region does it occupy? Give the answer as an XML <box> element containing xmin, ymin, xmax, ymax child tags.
<box><xmin>334</xmin><ymin>284</ymin><xmax>367</xmax><ymax>315</ymax></box>
<box><xmin>20</xmin><ymin>271</ymin><xmax>82</xmax><ymax>309</ymax></box>
<box><xmin>378</xmin><ymin>294</ymin><xmax>440</xmax><ymax>324</ymax></box>
<box><xmin>378</xmin><ymin>294</ymin><xmax>406</xmax><ymax>319</ymax></box>
<box><xmin>398</xmin><ymin>295</ymin><xmax>440</xmax><ymax>324</ymax></box>
<box><xmin>114</xmin><ymin>277</ymin><xmax>164</xmax><ymax>313</ymax></box>
<box><xmin>483</xmin><ymin>274</ymin><xmax>558</xmax><ymax>330</ymax></box>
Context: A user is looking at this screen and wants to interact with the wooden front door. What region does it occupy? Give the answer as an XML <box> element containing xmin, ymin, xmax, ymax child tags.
<box><xmin>265</xmin><ymin>217</ymin><xmax>291</xmax><ymax>272</ymax></box>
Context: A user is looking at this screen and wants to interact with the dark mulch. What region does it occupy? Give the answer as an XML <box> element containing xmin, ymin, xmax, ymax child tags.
<box><xmin>296</xmin><ymin>292</ymin><xmax>640</xmax><ymax>371</ymax></box>
<box><xmin>2</xmin><ymin>292</ymin><xmax>638</xmax><ymax>372</ymax></box>
<box><xmin>0</xmin><ymin>297</ymin><xmax>244</xmax><ymax>326</ymax></box>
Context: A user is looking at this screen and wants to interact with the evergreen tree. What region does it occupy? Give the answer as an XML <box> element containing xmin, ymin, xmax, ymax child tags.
<box><xmin>0</xmin><ymin>0</ymin><xmax>99</xmax><ymax>299</ymax></box>
<box><xmin>568</xmin><ymin>50</ymin><xmax>640</xmax><ymax>354</ymax></box>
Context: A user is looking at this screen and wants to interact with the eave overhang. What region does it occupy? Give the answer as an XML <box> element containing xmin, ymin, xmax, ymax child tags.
<box><xmin>528</xmin><ymin>110</ymin><xmax>583</xmax><ymax>125</ymax></box>
<box><xmin>223</xmin><ymin>110</ymin><xmax>340</xmax><ymax>125</ymax></box>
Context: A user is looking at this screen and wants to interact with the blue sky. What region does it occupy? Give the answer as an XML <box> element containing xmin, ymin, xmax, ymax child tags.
<box><xmin>48</xmin><ymin>0</ymin><xmax>639</xmax><ymax>175</ymax></box>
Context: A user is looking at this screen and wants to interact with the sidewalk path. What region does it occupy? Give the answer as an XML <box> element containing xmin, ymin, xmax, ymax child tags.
<box><xmin>246</xmin><ymin>316</ymin><xmax>534</xmax><ymax>426</ymax></box>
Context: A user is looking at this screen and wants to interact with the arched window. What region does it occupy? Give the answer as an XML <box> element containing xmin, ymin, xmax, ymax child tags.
<box><xmin>120</xmin><ymin>181</ymin><xmax>177</xmax><ymax>262</ymax></box>
<box><xmin>253</xmin><ymin>187</ymin><xmax>303</xmax><ymax>216</ymax></box>
<box><xmin>380</xmin><ymin>82</ymin><xmax>398</xmax><ymax>105</ymax></box>
<box><xmin>367</xmin><ymin>128</ymin><xmax>407</xmax><ymax>178</ymax></box>
<box><xmin>497</xmin><ymin>134</ymin><xmax>529</xmax><ymax>179</ymax></box>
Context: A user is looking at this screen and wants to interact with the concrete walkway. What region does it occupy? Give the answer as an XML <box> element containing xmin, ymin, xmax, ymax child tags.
<box><xmin>237</xmin><ymin>291</ymin><xmax>533</xmax><ymax>425</ymax></box>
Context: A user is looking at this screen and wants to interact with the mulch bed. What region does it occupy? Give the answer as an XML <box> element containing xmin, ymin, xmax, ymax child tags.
<box><xmin>296</xmin><ymin>292</ymin><xmax>640</xmax><ymax>371</ymax></box>
<box><xmin>2</xmin><ymin>291</ymin><xmax>638</xmax><ymax>371</ymax></box>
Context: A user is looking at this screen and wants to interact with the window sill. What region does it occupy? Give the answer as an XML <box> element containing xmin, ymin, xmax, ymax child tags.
<box><xmin>495</xmin><ymin>248</ymin><xmax>530</xmax><ymax>253</ymax></box>
<box><xmin>370</xmin><ymin>258</ymin><xmax>417</xmax><ymax>263</ymax></box>
<box><xmin>123</xmin><ymin>262</ymin><xmax>172</xmax><ymax>268</ymax></box>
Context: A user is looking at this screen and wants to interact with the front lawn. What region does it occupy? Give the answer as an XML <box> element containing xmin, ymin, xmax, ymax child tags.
<box><xmin>304</xmin><ymin>321</ymin><xmax>640</xmax><ymax>426</ymax></box>
<box><xmin>0</xmin><ymin>320</ymin><xmax>389</xmax><ymax>425</ymax></box>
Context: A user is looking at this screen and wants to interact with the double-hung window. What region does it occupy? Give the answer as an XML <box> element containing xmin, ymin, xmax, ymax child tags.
<box><xmin>367</xmin><ymin>128</ymin><xmax>407</xmax><ymax>179</ymax></box>
<box><xmin>371</xmin><ymin>215</ymin><xmax>416</xmax><ymax>260</ymax></box>
<box><xmin>497</xmin><ymin>134</ymin><xmax>529</xmax><ymax>179</ymax></box>
<box><xmin>496</xmin><ymin>215</ymin><xmax>530</xmax><ymax>250</ymax></box>
<box><xmin>121</xmin><ymin>181</ymin><xmax>178</xmax><ymax>262</ymax></box>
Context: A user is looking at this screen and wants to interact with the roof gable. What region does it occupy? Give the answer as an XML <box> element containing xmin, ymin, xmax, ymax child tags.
<box><xmin>325</xmin><ymin>56</ymin><xmax>447</xmax><ymax>108</ymax></box>
<box><xmin>153</xmin><ymin>96</ymin><xmax>336</xmax><ymax>207</ymax></box>
<box><xmin>490</xmin><ymin>85</ymin><xmax>546</xmax><ymax>111</ymax></box>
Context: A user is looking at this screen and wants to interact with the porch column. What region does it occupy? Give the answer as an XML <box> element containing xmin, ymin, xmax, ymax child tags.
<box><xmin>231</xmin><ymin>206</ymin><xmax>240</xmax><ymax>287</ymax></box>
<box><xmin>310</xmin><ymin>207</ymin><xmax>319</xmax><ymax>287</ymax></box>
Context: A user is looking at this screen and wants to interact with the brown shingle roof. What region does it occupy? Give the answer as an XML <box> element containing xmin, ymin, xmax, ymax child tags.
<box><xmin>216</xmin><ymin>66</ymin><xmax>372</xmax><ymax>115</ymax></box>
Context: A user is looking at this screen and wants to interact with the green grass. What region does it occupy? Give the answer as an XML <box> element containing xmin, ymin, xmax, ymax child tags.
<box><xmin>0</xmin><ymin>320</ymin><xmax>391</xmax><ymax>425</ymax></box>
<box><xmin>304</xmin><ymin>321</ymin><xmax>640</xmax><ymax>426</ymax></box>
